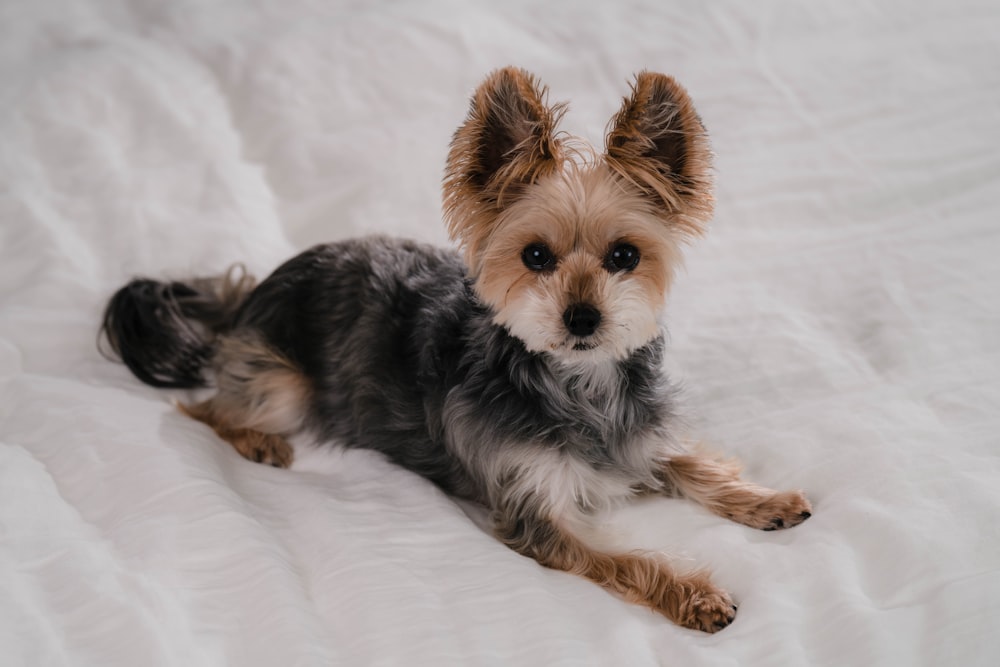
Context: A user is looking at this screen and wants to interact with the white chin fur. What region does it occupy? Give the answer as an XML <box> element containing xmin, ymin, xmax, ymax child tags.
<box><xmin>495</xmin><ymin>283</ymin><xmax>663</xmax><ymax>365</ymax></box>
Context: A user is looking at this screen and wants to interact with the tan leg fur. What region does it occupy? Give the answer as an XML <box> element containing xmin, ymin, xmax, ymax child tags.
<box><xmin>664</xmin><ymin>454</ymin><xmax>812</xmax><ymax>531</ymax></box>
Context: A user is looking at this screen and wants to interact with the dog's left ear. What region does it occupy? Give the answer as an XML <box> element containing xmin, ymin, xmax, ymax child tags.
<box><xmin>444</xmin><ymin>67</ymin><xmax>565</xmax><ymax>267</ymax></box>
<box><xmin>605</xmin><ymin>72</ymin><xmax>714</xmax><ymax>235</ymax></box>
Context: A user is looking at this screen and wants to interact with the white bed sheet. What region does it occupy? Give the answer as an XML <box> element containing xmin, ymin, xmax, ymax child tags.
<box><xmin>2</xmin><ymin>1</ymin><xmax>999</xmax><ymax>665</ymax></box>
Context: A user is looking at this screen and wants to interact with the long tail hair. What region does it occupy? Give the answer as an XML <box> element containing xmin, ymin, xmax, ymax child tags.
<box><xmin>99</xmin><ymin>266</ymin><xmax>256</xmax><ymax>388</ymax></box>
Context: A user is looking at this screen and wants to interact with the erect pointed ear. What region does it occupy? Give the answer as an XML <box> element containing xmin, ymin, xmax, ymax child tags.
<box><xmin>443</xmin><ymin>67</ymin><xmax>565</xmax><ymax>259</ymax></box>
<box><xmin>605</xmin><ymin>72</ymin><xmax>714</xmax><ymax>235</ymax></box>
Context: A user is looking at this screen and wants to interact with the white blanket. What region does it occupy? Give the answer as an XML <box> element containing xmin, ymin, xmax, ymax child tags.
<box><xmin>2</xmin><ymin>1</ymin><xmax>998</xmax><ymax>665</ymax></box>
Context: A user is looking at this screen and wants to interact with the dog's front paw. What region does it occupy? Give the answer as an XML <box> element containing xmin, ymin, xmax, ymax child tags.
<box><xmin>746</xmin><ymin>490</ymin><xmax>812</xmax><ymax>531</ymax></box>
<box><xmin>676</xmin><ymin>579</ymin><xmax>737</xmax><ymax>633</ymax></box>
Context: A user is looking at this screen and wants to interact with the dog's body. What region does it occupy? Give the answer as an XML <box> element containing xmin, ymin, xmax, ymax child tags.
<box><xmin>101</xmin><ymin>68</ymin><xmax>811</xmax><ymax>633</ymax></box>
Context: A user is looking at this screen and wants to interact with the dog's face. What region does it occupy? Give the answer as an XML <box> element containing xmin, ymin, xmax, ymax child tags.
<box><xmin>444</xmin><ymin>68</ymin><xmax>713</xmax><ymax>365</ymax></box>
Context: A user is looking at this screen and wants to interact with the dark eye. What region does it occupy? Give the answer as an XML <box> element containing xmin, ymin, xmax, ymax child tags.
<box><xmin>522</xmin><ymin>243</ymin><xmax>555</xmax><ymax>271</ymax></box>
<box><xmin>606</xmin><ymin>243</ymin><xmax>640</xmax><ymax>272</ymax></box>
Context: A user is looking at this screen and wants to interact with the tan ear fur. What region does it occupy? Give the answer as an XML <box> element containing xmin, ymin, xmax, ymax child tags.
<box><xmin>443</xmin><ymin>67</ymin><xmax>566</xmax><ymax>265</ymax></box>
<box><xmin>605</xmin><ymin>72</ymin><xmax>714</xmax><ymax>236</ymax></box>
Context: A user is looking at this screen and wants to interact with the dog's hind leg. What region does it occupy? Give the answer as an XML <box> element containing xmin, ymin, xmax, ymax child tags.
<box><xmin>661</xmin><ymin>453</ymin><xmax>812</xmax><ymax>531</ymax></box>
<box><xmin>179</xmin><ymin>334</ymin><xmax>310</xmax><ymax>468</ymax></box>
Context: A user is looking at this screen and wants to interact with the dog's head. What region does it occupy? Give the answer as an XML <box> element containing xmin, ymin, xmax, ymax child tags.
<box><xmin>444</xmin><ymin>67</ymin><xmax>713</xmax><ymax>365</ymax></box>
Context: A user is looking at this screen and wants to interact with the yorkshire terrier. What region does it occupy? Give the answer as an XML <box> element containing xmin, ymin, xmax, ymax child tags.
<box><xmin>101</xmin><ymin>67</ymin><xmax>811</xmax><ymax>633</ymax></box>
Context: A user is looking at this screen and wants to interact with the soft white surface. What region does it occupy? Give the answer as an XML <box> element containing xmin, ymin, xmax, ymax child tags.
<box><xmin>2</xmin><ymin>1</ymin><xmax>999</xmax><ymax>665</ymax></box>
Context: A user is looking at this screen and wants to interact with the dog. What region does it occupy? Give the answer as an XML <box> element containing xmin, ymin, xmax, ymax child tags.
<box><xmin>100</xmin><ymin>67</ymin><xmax>811</xmax><ymax>633</ymax></box>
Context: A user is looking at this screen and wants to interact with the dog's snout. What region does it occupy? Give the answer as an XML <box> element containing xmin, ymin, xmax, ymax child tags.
<box><xmin>563</xmin><ymin>303</ymin><xmax>602</xmax><ymax>337</ymax></box>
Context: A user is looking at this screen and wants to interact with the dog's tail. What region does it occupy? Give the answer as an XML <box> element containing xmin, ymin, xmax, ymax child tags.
<box><xmin>99</xmin><ymin>266</ymin><xmax>256</xmax><ymax>389</ymax></box>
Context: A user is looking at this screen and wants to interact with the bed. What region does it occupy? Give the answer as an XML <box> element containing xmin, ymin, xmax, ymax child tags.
<box><xmin>2</xmin><ymin>1</ymin><xmax>998</xmax><ymax>664</ymax></box>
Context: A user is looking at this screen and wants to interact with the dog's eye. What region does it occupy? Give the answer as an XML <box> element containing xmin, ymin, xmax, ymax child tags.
<box><xmin>606</xmin><ymin>243</ymin><xmax>640</xmax><ymax>272</ymax></box>
<box><xmin>522</xmin><ymin>243</ymin><xmax>555</xmax><ymax>271</ymax></box>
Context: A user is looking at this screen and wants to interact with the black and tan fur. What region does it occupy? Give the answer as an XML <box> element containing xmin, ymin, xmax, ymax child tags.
<box><xmin>101</xmin><ymin>67</ymin><xmax>811</xmax><ymax>633</ymax></box>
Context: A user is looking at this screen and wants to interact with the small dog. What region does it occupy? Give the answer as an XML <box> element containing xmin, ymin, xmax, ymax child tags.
<box><xmin>101</xmin><ymin>67</ymin><xmax>811</xmax><ymax>632</ymax></box>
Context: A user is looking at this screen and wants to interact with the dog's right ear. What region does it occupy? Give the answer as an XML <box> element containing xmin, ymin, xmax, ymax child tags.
<box><xmin>443</xmin><ymin>67</ymin><xmax>565</xmax><ymax>266</ymax></box>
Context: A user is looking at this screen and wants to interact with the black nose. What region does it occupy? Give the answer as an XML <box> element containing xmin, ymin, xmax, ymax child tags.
<box><xmin>563</xmin><ymin>303</ymin><xmax>602</xmax><ymax>337</ymax></box>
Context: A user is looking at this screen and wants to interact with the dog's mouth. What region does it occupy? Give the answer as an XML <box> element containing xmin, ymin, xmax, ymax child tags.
<box><xmin>571</xmin><ymin>341</ymin><xmax>598</xmax><ymax>351</ymax></box>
